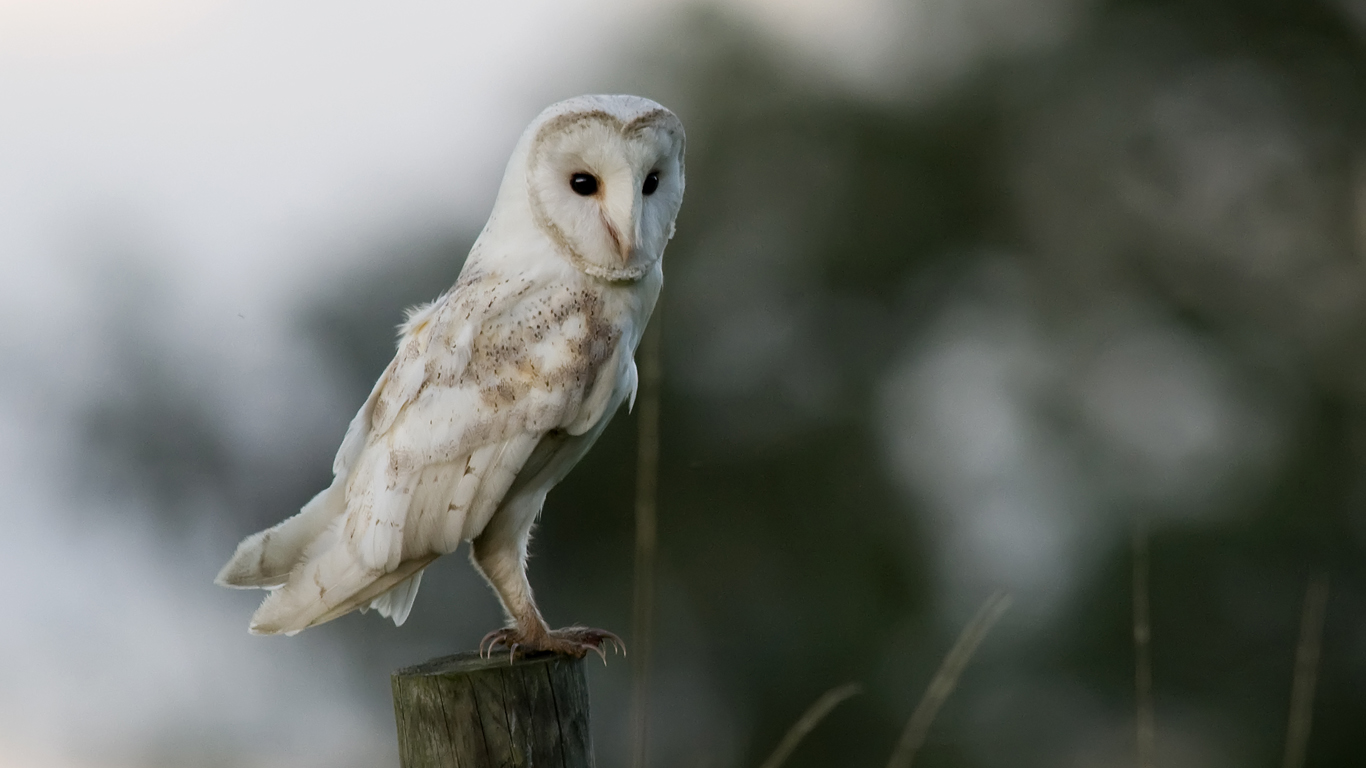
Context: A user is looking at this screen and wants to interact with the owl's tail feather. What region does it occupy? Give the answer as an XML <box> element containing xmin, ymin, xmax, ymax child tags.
<box><xmin>367</xmin><ymin>570</ymin><xmax>425</xmax><ymax>626</ymax></box>
<box><xmin>215</xmin><ymin>479</ymin><xmax>346</xmax><ymax>589</ymax></box>
<box><xmin>245</xmin><ymin>527</ymin><xmax>436</xmax><ymax>635</ymax></box>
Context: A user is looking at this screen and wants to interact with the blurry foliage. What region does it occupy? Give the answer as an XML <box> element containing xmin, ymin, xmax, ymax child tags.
<box><xmin>81</xmin><ymin>0</ymin><xmax>1366</xmax><ymax>766</ymax></box>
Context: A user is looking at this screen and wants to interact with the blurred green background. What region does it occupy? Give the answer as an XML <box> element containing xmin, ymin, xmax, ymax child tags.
<box><xmin>5</xmin><ymin>0</ymin><xmax>1366</xmax><ymax>766</ymax></box>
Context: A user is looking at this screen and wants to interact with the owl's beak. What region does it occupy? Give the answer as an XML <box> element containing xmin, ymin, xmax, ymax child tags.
<box><xmin>601</xmin><ymin>206</ymin><xmax>636</xmax><ymax>262</ymax></box>
<box><xmin>599</xmin><ymin>175</ymin><xmax>644</xmax><ymax>264</ymax></box>
<box><xmin>600</xmin><ymin>212</ymin><xmax>633</xmax><ymax>263</ymax></box>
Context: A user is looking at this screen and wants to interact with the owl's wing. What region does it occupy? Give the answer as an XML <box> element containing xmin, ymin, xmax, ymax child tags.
<box><xmin>241</xmin><ymin>276</ymin><xmax>629</xmax><ymax>635</ymax></box>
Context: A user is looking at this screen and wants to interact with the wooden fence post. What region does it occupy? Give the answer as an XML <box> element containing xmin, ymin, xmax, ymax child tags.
<box><xmin>392</xmin><ymin>651</ymin><xmax>594</xmax><ymax>768</ymax></box>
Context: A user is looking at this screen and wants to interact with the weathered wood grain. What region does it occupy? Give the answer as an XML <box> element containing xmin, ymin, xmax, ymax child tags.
<box><xmin>392</xmin><ymin>651</ymin><xmax>595</xmax><ymax>768</ymax></box>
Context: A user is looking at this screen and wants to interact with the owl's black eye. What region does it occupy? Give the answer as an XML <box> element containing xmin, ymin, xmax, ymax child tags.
<box><xmin>569</xmin><ymin>173</ymin><xmax>598</xmax><ymax>196</ymax></box>
<box><xmin>642</xmin><ymin>171</ymin><xmax>660</xmax><ymax>196</ymax></box>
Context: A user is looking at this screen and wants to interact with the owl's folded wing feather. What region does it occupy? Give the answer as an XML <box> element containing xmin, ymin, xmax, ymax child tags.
<box><xmin>241</xmin><ymin>273</ymin><xmax>628</xmax><ymax>635</ymax></box>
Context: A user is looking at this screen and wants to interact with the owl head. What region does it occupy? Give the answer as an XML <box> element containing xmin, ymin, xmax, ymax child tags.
<box><xmin>490</xmin><ymin>95</ymin><xmax>685</xmax><ymax>282</ymax></box>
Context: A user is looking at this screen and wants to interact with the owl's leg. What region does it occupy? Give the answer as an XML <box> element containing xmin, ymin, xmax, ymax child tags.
<box><xmin>470</xmin><ymin>497</ymin><xmax>623</xmax><ymax>661</ymax></box>
<box><xmin>470</xmin><ymin>532</ymin><xmax>548</xmax><ymax>646</ymax></box>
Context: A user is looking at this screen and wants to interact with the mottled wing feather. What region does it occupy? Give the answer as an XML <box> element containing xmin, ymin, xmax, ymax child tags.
<box><xmin>566</xmin><ymin>340</ymin><xmax>630</xmax><ymax>435</ymax></box>
<box><xmin>456</xmin><ymin>432</ymin><xmax>544</xmax><ymax>541</ymax></box>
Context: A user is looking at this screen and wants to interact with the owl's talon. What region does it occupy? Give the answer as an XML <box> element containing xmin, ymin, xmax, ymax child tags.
<box><xmin>545</xmin><ymin>626</ymin><xmax>625</xmax><ymax>662</ymax></box>
<box><xmin>477</xmin><ymin>625</ymin><xmax>626</xmax><ymax>661</ymax></box>
<box><xmin>480</xmin><ymin>627</ymin><xmax>518</xmax><ymax>659</ymax></box>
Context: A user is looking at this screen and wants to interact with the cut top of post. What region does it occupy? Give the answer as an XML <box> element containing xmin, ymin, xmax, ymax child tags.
<box><xmin>392</xmin><ymin>651</ymin><xmax>595</xmax><ymax>768</ymax></box>
<box><xmin>397</xmin><ymin>650</ymin><xmax>563</xmax><ymax>677</ymax></box>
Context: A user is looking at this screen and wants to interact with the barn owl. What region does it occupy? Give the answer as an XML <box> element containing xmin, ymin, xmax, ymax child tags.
<box><xmin>216</xmin><ymin>94</ymin><xmax>685</xmax><ymax>658</ymax></box>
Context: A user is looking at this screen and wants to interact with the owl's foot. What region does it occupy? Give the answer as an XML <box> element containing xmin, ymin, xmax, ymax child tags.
<box><xmin>479</xmin><ymin>625</ymin><xmax>625</xmax><ymax>663</ymax></box>
<box><xmin>544</xmin><ymin>626</ymin><xmax>626</xmax><ymax>662</ymax></box>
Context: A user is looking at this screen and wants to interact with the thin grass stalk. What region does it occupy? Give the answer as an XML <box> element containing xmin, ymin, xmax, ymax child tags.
<box><xmin>1282</xmin><ymin>574</ymin><xmax>1330</xmax><ymax>768</ymax></box>
<box><xmin>757</xmin><ymin>682</ymin><xmax>862</xmax><ymax>768</ymax></box>
<box><xmin>886</xmin><ymin>591</ymin><xmax>1012</xmax><ymax>768</ymax></box>
<box><xmin>1133</xmin><ymin>516</ymin><xmax>1154</xmax><ymax>768</ymax></box>
<box><xmin>629</xmin><ymin>315</ymin><xmax>662</xmax><ymax>768</ymax></box>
